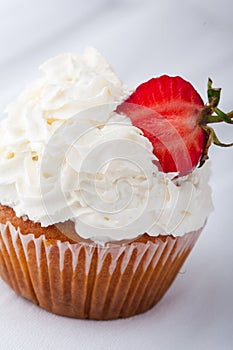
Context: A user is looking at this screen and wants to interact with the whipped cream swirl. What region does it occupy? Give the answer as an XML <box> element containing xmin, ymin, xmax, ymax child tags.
<box><xmin>0</xmin><ymin>48</ymin><xmax>213</xmax><ymax>242</ymax></box>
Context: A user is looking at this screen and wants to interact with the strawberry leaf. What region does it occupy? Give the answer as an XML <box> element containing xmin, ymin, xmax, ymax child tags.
<box><xmin>207</xmin><ymin>78</ymin><xmax>221</xmax><ymax>108</ymax></box>
<box><xmin>212</xmin><ymin>128</ymin><xmax>233</xmax><ymax>147</ymax></box>
<box><xmin>214</xmin><ymin>107</ymin><xmax>233</xmax><ymax>124</ymax></box>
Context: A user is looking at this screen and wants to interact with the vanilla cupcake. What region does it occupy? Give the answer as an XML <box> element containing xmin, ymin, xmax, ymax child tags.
<box><xmin>0</xmin><ymin>48</ymin><xmax>214</xmax><ymax>319</ymax></box>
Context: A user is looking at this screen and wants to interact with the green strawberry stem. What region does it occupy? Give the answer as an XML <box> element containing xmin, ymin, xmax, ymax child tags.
<box><xmin>198</xmin><ymin>78</ymin><xmax>233</xmax><ymax>167</ymax></box>
<box><xmin>201</xmin><ymin>78</ymin><xmax>233</xmax><ymax>125</ymax></box>
<box><xmin>205</xmin><ymin>110</ymin><xmax>233</xmax><ymax>124</ymax></box>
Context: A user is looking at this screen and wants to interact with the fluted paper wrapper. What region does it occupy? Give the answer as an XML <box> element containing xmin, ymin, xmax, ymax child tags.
<box><xmin>0</xmin><ymin>222</ymin><xmax>201</xmax><ymax>319</ymax></box>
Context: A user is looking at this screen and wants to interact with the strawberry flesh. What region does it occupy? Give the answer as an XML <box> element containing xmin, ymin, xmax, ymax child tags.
<box><xmin>117</xmin><ymin>75</ymin><xmax>205</xmax><ymax>176</ymax></box>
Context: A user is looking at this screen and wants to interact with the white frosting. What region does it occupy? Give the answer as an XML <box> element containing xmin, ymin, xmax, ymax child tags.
<box><xmin>0</xmin><ymin>48</ymin><xmax>213</xmax><ymax>243</ymax></box>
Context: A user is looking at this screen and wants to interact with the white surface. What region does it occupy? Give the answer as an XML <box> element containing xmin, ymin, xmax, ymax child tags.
<box><xmin>0</xmin><ymin>1</ymin><xmax>233</xmax><ymax>349</ymax></box>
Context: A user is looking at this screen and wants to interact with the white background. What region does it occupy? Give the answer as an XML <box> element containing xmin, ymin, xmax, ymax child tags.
<box><xmin>0</xmin><ymin>1</ymin><xmax>233</xmax><ymax>349</ymax></box>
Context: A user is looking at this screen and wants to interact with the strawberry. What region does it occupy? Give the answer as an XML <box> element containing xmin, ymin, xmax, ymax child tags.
<box><xmin>117</xmin><ymin>75</ymin><xmax>233</xmax><ymax>176</ymax></box>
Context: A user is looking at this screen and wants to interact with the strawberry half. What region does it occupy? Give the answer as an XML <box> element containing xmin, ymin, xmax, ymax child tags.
<box><xmin>117</xmin><ymin>75</ymin><xmax>233</xmax><ymax>176</ymax></box>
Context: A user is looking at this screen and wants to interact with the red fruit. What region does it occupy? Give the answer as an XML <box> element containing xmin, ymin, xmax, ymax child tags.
<box><xmin>117</xmin><ymin>75</ymin><xmax>233</xmax><ymax>176</ymax></box>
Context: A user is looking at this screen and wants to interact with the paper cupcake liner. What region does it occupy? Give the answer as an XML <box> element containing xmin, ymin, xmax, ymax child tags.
<box><xmin>0</xmin><ymin>221</ymin><xmax>201</xmax><ymax>319</ymax></box>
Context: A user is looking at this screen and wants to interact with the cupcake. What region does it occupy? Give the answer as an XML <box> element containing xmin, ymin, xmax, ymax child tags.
<box><xmin>0</xmin><ymin>48</ymin><xmax>231</xmax><ymax>320</ymax></box>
